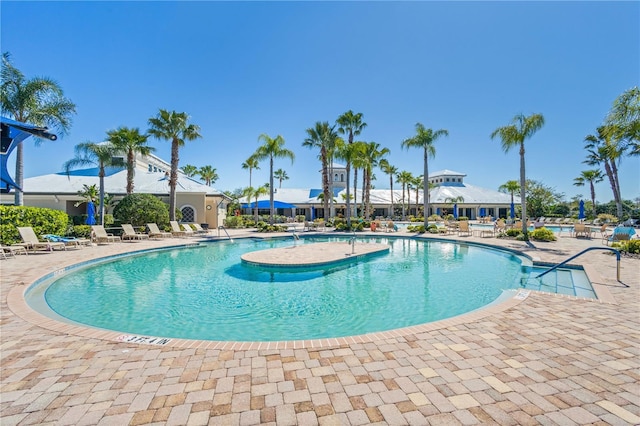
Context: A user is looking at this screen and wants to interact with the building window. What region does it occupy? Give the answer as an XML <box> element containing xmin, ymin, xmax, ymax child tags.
<box><xmin>340</xmin><ymin>173</ymin><xmax>344</xmax><ymax>182</ymax></box>
<box><xmin>181</xmin><ymin>206</ymin><xmax>195</xmax><ymax>223</ymax></box>
<box><xmin>148</xmin><ymin>164</ymin><xmax>152</xmax><ymax>172</ymax></box>
<box><xmin>446</xmin><ymin>178</ymin><xmax>450</xmax><ymax>182</ymax></box>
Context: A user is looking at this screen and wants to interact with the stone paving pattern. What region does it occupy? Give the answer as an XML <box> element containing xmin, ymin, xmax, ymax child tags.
<box><xmin>1</xmin><ymin>228</ymin><xmax>639</xmax><ymax>425</ymax></box>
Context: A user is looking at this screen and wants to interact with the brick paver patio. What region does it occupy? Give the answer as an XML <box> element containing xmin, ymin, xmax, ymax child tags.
<box><xmin>1</xmin><ymin>228</ymin><xmax>638</xmax><ymax>425</ymax></box>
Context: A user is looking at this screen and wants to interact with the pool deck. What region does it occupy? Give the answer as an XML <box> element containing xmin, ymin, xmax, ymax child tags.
<box><xmin>1</xmin><ymin>227</ymin><xmax>639</xmax><ymax>425</ymax></box>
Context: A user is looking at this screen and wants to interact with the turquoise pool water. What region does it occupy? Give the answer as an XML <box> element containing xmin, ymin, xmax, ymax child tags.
<box><xmin>29</xmin><ymin>236</ymin><xmax>595</xmax><ymax>342</ymax></box>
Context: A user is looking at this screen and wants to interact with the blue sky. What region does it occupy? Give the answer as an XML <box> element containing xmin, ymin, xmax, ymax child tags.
<box><xmin>2</xmin><ymin>1</ymin><xmax>638</xmax><ymax>202</ymax></box>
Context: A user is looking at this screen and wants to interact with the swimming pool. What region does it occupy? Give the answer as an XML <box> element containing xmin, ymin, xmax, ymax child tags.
<box><xmin>26</xmin><ymin>236</ymin><xmax>594</xmax><ymax>342</ymax></box>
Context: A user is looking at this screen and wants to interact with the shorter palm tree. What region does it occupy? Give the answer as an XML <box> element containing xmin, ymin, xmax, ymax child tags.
<box><xmin>241</xmin><ymin>156</ymin><xmax>260</xmax><ymax>188</ymax></box>
<box><xmin>63</xmin><ymin>142</ymin><xmax>122</xmax><ymax>225</ymax></box>
<box><xmin>274</xmin><ymin>169</ymin><xmax>289</xmax><ymax>188</ymax></box>
<box><xmin>198</xmin><ymin>165</ymin><xmax>218</xmax><ymax>186</ymax></box>
<box><xmin>574</xmin><ymin>170</ymin><xmax>604</xmax><ymax>218</ymax></box>
<box><xmin>252</xmin><ymin>134</ymin><xmax>295</xmax><ymax>224</ymax></box>
<box><xmin>107</xmin><ymin>126</ymin><xmax>154</xmax><ymax>195</ymax></box>
<box><xmin>181</xmin><ymin>164</ymin><xmax>198</xmax><ymax>177</ymax></box>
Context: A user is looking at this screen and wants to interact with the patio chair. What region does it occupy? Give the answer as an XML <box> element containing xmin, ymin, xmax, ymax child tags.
<box><xmin>191</xmin><ymin>223</ymin><xmax>210</xmax><ymax>235</ymax></box>
<box><xmin>181</xmin><ymin>223</ymin><xmax>196</xmax><ymax>237</ymax></box>
<box><xmin>91</xmin><ymin>225</ymin><xmax>121</xmax><ymax>244</ymax></box>
<box><xmin>17</xmin><ymin>227</ymin><xmax>67</xmax><ymax>252</ymax></box>
<box><xmin>385</xmin><ymin>221</ymin><xmax>397</xmax><ymax>232</ymax></box>
<box><xmin>43</xmin><ymin>234</ymin><xmax>92</xmax><ymax>249</ymax></box>
<box><xmin>604</xmin><ymin>227</ymin><xmax>636</xmax><ymax>246</ymax></box>
<box><xmin>457</xmin><ymin>221</ymin><xmax>472</xmax><ymax>237</ymax></box>
<box><xmin>170</xmin><ymin>221</ymin><xmax>187</xmax><ymax>237</ymax></box>
<box><xmin>1</xmin><ymin>245</ymin><xmax>28</xmax><ymax>259</ymax></box>
<box><xmin>572</xmin><ymin>223</ymin><xmax>591</xmax><ymax>238</ymax></box>
<box><xmin>121</xmin><ymin>224</ymin><xmax>150</xmax><ymax>241</ymax></box>
<box><xmin>147</xmin><ymin>223</ymin><xmax>172</xmax><ymax>239</ymax></box>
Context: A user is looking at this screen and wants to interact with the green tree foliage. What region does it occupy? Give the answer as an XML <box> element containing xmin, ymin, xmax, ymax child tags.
<box><xmin>0</xmin><ymin>206</ymin><xmax>68</xmax><ymax>245</ymax></box>
<box><xmin>525</xmin><ymin>180</ymin><xmax>564</xmax><ymax>219</ymax></box>
<box><xmin>336</xmin><ymin>111</ymin><xmax>367</xmax><ymax>225</ymax></box>
<box><xmin>0</xmin><ymin>52</ymin><xmax>76</xmax><ymax>205</ymax></box>
<box><xmin>181</xmin><ymin>164</ymin><xmax>198</xmax><ymax>177</ymax></box>
<box><xmin>112</xmin><ymin>194</ymin><xmax>170</xmax><ymax>227</ymax></box>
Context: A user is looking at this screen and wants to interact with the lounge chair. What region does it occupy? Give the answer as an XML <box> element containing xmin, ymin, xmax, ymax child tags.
<box><xmin>43</xmin><ymin>234</ymin><xmax>92</xmax><ymax>249</ymax></box>
<box><xmin>121</xmin><ymin>224</ymin><xmax>150</xmax><ymax>241</ymax></box>
<box><xmin>91</xmin><ymin>225</ymin><xmax>121</xmax><ymax>244</ymax></box>
<box><xmin>385</xmin><ymin>221</ymin><xmax>397</xmax><ymax>232</ymax></box>
<box><xmin>147</xmin><ymin>223</ymin><xmax>172</xmax><ymax>239</ymax></box>
<box><xmin>1</xmin><ymin>245</ymin><xmax>28</xmax><ymax>259</ymax></box>
<box><xmin>181</xmin><ymin>223</ymin><xmax>196</xmax><ymax>237</ymax></box>
<box><xmin>604</xmin><ymin>227</ymin><xmax>636</xmax><ymax>246</ymax></box>
<box><xmin>17</xmin><ymin>227</ymin><xmax>66</xmax><ymax>252</ymax></box>
<box><xmin>457</xmin><ymin>221</ymin><xmax>472</xmax><ymax>237</ymax></box>
<box><xmin>169</xmin><ymin>221</ymin><xmax>187</xmax><ymax>237</ymax></box>
<box><xmin>191</xmin><ymin>223</ymin><xmax>210</xmax><ymax>235</ymax></box>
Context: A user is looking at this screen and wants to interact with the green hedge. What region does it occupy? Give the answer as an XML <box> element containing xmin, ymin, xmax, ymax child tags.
<box><xmin>0</xmin><ymin>206</ymin><xmax>69</xmax><ymax>245</ymax></box>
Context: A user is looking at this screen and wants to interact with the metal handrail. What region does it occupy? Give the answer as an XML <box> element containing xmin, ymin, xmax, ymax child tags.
<box><xmin>536</xmin><ymin>247</ymin><xmax>621</xmax><ymax>281</ymax></box>
<box><xmin>217</xmin><ymin>226</ymin><xmax>232</xmax><ymax>241</ymax></box>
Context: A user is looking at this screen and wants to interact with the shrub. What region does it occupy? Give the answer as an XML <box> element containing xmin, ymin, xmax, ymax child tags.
<box><xmin>69</xmin><ymin>225</ymin><xmax>93</xmax><ymax>239</ymax></box>
<box><xmin>529</xmin><ymin>227</ymin><xmax>557</xmax><ymax>242</ymax></box>
<box><xmin>615</xmin><ymin>239</ymin><xmax>640</xmax><ymax>254</ymax></box>
<box><xmin>427</xmin><ymin>224</ymin><xmax>440</xmax><ymax>233</ymax></box>
<box><xmin>0</xmin><ymin>205</ymin><xmax>69</xmax><ymax>245</ymax></box>
<box><xmin>224</xmin><ymin>216</ymin><xmax>245</xmax><ymax>228</ymax></box>
<box><xmin>112</xmin><ymin>194</ymin><xmax>169</xmax><ymax>227</ymax></box>
<box><xmin>407</xmin><ymin>224</ymin><xmax>425</xmax><ymax>233</ymax></box>
<box><xmin>255</xmin><ymin>221</ymin><xmax>288</xmax><ymax>232</ymax></box>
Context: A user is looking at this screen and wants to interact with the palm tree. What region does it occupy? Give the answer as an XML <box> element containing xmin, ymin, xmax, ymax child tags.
<box><xmin>498</xmin><ymin>180</ymin><xmax>520</xmax><ymax>219</ymax></box>
<box><xmin>444</xmin><ymin>195</ymin><xmax>464</xmax><ymax>218</ymax></box>
<box><xmin>351</xmin><ymin>141</ymin><xmax>368</xmax><ymax>216</ymax></box>
<box><xmin>396</xmin><ymin>170</ymin><xmax>413</xmax><ymax>220</ymax></box>
<box><xmin>303</xmin><ymin>122</ymin><xmax>335</xmax><ymax>219</ymax></box>
<box><xmin>241</xmin><ymin>156</ymin><xmax>260</xmax><ymax>188</ymax></box>
<box><xmin>198</xmin><ymin>165</ymin><xmax>218</xmax><ymax>186</ymax></box>
<box><xmin>361</xmin><ymin>142</ymin><xmax>389</xmax><ymax>219</ymax></box>
<box><xmin>401</xmin><ymin>122</ymin><xmax>449</xmax><ymax>227</ymax></box>
<box><xmin>336</xmin><ymin>110</ymin><xmax>367</xmax><ymax>227</ymax></box>
<box><xmin>273</xmin><ymin>168</ymin><xmax>289</xmax><ymax>188</ymax></box>
<box><xmin>605</xmin><ymin>86</ymin><xmax>639</xmax><ymax>155</ymax></box>
<box><xmin>490</xmin><ymin>113</ymin><xmax>545</xmax><ymax>237</ymax></box>
<box><xmin>253</xmin><ymin>134</ymin><xmax>295</xmax><ymax>224</ymax></box>
<box><xmin>1</xmin><ymin>52</ymin><xmax>76</xmax><ymax>205</ymax></box>
<box><xmin>379</xmin><ymin>159</ymin><xmax>397</xmax><ymax>218</ymax></box>
<box><xmin>181</xmin><ymin>164</ymin><xmax>198</xmax><ymax>177</ymax></box>
<box><xmin>574</xmin><ymin>169</ymin><xmax>604</xmax><ymax>218</ymax></box>
<box><xmin>147</xmin><ymin>109</ymin><xmax>201</xmax><ymax>221</ymax></box>
<box><xmin>243</xmin><ymin>185</ymin><xmax>268</xmax><ymax>223</ymax></box>
<box><xmin>106</xmin><ymin>127</ymin><xmax>154</xmax><ymax>195</ymax></box>
<box><xmin>584</xmin><ymin>125</ymin><xmax>624</xmax><ymax>219</ymax></box>
<box><xmin>63</xmin><ymin>142</ymin><xmax>121</xmax><ymax>225</ymax></box>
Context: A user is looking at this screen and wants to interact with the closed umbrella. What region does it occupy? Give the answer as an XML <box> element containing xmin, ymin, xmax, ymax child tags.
<box><xmin>510</xmin><ymin>202</ymin><xmax>515</xmax><ymax>219</ymax></box>
<box><xmin>578</xmin><ymin>200</ymin><xmax>585</xmax><ymax>220</ymax></box>
<box><xmin>453</xmin><ymin>203</ymin><xmax>458</xmax><ymax>219</ymax></box>
<box><xmin>85</xmin><ymin>200</ymin><xmax>97</xmax><ymax>225</ymax></box>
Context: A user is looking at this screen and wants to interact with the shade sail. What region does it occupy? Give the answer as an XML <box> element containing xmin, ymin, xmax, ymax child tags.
<box><xmin>242</xmin><ymin>200</ymin><xmax>297</xmax><ymax>209</ymax></box>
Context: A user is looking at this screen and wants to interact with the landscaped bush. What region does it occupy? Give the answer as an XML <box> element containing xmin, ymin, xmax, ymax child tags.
<box><xmin>427</xmin><ymin>224</ymin><xmax>440</xmax><ymax>233</ymax></box>
<box><xmin>255</xmin><ymin>221</ymin><xmax>288</xmax><ymax>232</ymax></box>
<box><xmin>224</xmin><ymin>216</ymin><xmax>245</xmax><ymax>228</ymax></box>
<box><xmin>612</xmin><ymin>239</ymin><xmax>640</xmax><ymax>255</ymax></box>
<box><xmin>69</xmin><ymin>225</ymin><xmax>93</xmax><ymax>239</ymax></box>
<box><xmin>529</xmin><ymin>227</ymin><xmax>557</xmax><ymax>242</ymax></box>
<box><xmin>0</xmin><ymin>205</ymin><xmax>69</xmax><ymax>245</ymax></box>
<box><xmin>407</xmin><ymin>224</ymin><xmax>426</xmax><ymax>233</ymax></box>
<box><xmin>295</xmin><ymin>215</ymin><xmax>305</xmax><ymax>223</ymax></box>
<box><xmin>112</xmin><ymin>194</ymin><xmax>169</xmax><ymax>227</ymax></box>
<box><xmin>428</xmin><ymin>214</ymin><xmax>442</xmax><ymax>222</ymax></box>
<box><xmin>499</xmin><ymin>228</ymin><xmax>523</xmax><ymax>239</ymax></box>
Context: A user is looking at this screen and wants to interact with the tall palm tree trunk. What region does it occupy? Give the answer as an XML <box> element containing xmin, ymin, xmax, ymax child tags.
<box><xmin>169</xmin><ymin>139</ymin><xmax>180</xmax><ymax>221</ymax></box>
<box><xmin>423</xmin><ymin>149</ymin><xmax>430</xmax><ymax>227</ymax></box>
<box><xmin>14</xmin><ymin>144</ymin><xmax>24</xmax><ymax>205</ymax></box>
<box><xmin>269</xmin><ymin>156</ymin><xmax>275</xmax><ymax>224</ymax></box>
<box><xmin>519</xmin><ymin>144</ymin><xmax>527</xmax><ymax>235</ymax></box>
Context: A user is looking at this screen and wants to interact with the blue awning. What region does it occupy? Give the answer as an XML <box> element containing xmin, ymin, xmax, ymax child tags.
<box><xmin>242</xmin><ymin>200</ymin><xmax>297</xmax><ymax>209</ymax></box>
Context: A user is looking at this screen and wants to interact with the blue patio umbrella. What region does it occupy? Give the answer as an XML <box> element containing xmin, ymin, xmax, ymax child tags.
<box><xmin>479</xmin><ymin>207</ymin><xmax>486</xmax><ymax>217</ymax></box>
<box><xmin>578</xmin><ymin>200</ymin><xmax>585</xmax><ymax>220</ymax></box>
<box><xmin>85</xmin><ymin>201</ymin><xmax>97</xmax><ymax>225</ymax></box>
<box><xmin>311</xmin><ymin>205</ymin><xmax>315</xmax><ymax>220</ymax></box>
<box><xmin>453</xmin><ymin>203</ymin><xmax>458</xmax><ymax>219</ymax></box>
<box><xmin>510</xmin><ymin>202</ymin><xmax>515</xmax><ymax>219</ymax></box>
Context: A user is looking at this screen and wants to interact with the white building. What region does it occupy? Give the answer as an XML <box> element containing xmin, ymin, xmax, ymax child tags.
<box><xmin>0</xmin><ymin>152</ymin><xmax>230</xmax><ymax>228</ymax></box>
<box><xmin>242</xmin><ymin>166</ymin><xmax>519</xmax><ymax>221</ymax></box>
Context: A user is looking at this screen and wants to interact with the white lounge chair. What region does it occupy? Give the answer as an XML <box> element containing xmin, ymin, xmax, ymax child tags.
<box><xmin>91</xmin><ymin>225</ymin><xmax>121</xmax><ymax>244</ymax></box>
<box><xmin>17</xmin><ymin>227</ymin><xmax>66</xmax><ymax>252</ymax></box>
<box><xmin>147</xmin><ymin>223</ymin><xmax>172</xmax><ymax>239</ymax></box>
<box><xmin>1</xmin><ymin>245</ymin><xmax>28</xmax><ymax>259</ymax></box>
<box><xmin>170</xmin><ymin>221</ymin><xmax>187</xmax><ymax>237</ymax></box>
<box><xmin>191</xmin><ymin>223</ymin><xmax>210</xmax><ymax>235</ymax></box>
<box><xmin>121</xmin><ymin>224</ymin><xmax>150</xmax><ymax>241</ymax></box>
